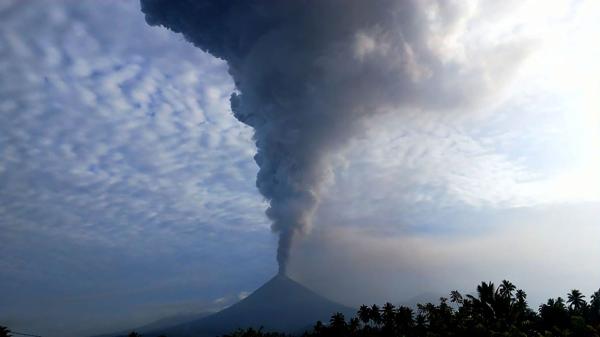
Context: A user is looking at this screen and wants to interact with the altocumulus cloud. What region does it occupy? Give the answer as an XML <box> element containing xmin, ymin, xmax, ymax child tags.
<box><xmin>0</xmin><ymin>1</ymin><xmax>266</xmax><ymax>245</ymax></box>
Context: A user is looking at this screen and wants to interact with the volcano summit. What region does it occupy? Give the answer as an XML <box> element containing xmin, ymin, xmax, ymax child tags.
<box><xmin>135</xmin><ymin>274</ymin><xmax>354</xmax><ymax>337</ymax></box>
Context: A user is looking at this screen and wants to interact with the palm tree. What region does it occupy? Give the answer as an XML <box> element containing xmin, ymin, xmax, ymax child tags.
<box><xmin>329</xmin><ymin>312</ymin><xmax>347</xmax><ymax>335</ymax></box>
<box><xmin>591</xmin><ymin>289</ymin><xmax>600</xmax><ymax>304</ymax></box>
<box><xmin>395</xmin><ymin>306</ymin><xmax>414</xmax><ymax>331</ymax></box>
<box><xmin>382</xmin><ymin>302</ymin><xmax>395</xmax><ymax>320</ymax></box>
<box><xmin>450</xmin><ymin>290</ymin><xmax>463</xmax><ymax>304</ymax></box>
<box><xmin>382</xmin><ymin>302</ymin><xmax>395</xmax><ymax>330</ymax></box>
<box><xmin>515</xmin><ymin>289</ymin><xmax>527</xmax><ymax>304</ymax></box>
<box><xmin>472</xmin><ymin>281</ymin><xmax>496</xmax><ymax>321</ymax></box>
<box><xmin>358</xmin><ymin>304</ymin><xmax>371</xmax><ymax>326</ymax></box>
<box><xmin>590</xmin><ymin>289</ymin><xmax>600</xmax><ymax>323</ymax></box>
<box><xmin>513</xmin><ymin>289</ymin><xmax>528</xmax><ymax>319</ymax></box>
<box><xmin>477</xmin><ymin>281</ymin><xmax>496</xmax><ymax>304</ymax></box>
<box><xmin>370</xmin><ymin>304</ymin><xmax>382</xmax><ymax>326</ymax></box>
<box><xmin>567</xmin><ymin>289</ymin><xmax>586</xmax><ymax>312</ymax></box>
<box><xmin>498</xmin><ymin>280</ymin><xmax>516</xmax><ymax>300</ymax></box>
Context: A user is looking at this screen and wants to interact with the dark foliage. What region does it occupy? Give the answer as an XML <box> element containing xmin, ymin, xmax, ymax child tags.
<box><xmin>0</xmin><ymin>326</ymin><xmax>11</xmax><ymax>337</ymax></box>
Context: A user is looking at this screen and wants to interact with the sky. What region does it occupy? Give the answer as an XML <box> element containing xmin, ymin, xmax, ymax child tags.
<box><xmin>0</xmin><ymin>1</ymin><xmax>599</xmax><ymax>336</ymax></box>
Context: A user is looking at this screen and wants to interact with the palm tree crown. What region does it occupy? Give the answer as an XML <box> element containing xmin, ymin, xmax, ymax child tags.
<box><xmin>567</xmin><ymin>289</ymin><xmax>586</xmax><ymax>312</ymax></box>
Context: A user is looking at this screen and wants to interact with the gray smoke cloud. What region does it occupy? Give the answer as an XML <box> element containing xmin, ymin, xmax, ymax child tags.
<box><xmin>140</xmin><ymin>0</ymin><xmax>527</xmax><ymax>275</ymax></box>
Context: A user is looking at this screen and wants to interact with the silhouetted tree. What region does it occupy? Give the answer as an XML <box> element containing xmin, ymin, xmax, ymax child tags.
<box><xmin>369</xmin><ymin>304</ymin><xmax>381</xmax><ymax>327</ymax></box>
<box><xmin>515</xmin><ymin>289</ymin><xmax>527</xmax><ymax>306</ymax></box>
<box><xmin>379</xmin><ymin>302</ymin><xmax>394</xmax><ymax>336</ymax></box>
<box><xmin>450</xmin><ymin>290</ymin><xmax>463</xmax><ymax>304</ymax></box>
<box><xmin>498</xmin><ymin>280</ymin><xmax>516</xmax><ymax>299</ymax></box>
<box><xmin>395</xmin><ymin>306</ymin><xmax>414</xmax><ymax>332</ymax></box>
<box><xmin>357</xmin><ymin>305</ymin><xmax>371</xmax><ymax>326</ymax></box>
<box><xmin>329</xmin><ymin>312</ymin><xmax>347</xmax><ymax>337</ymax></box>
<box><xmin>568</xmin><ymin>289</ymin><xmax>587</xmax><ymax>313</ymax></box>
<box><xmin>590</xmin><ymin>289</ymin><xmax>600</xmax><ymax>324</ymax></box>
<box><xmin>128</xmin><ymin>332</ymin><xmax>141</xmax><ymax>337</ymax></box>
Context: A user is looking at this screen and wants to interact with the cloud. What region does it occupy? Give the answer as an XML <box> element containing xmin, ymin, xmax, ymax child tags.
<box><xmin>0</xmin><ymin>0</ymin><xmax>267</xmax><ymax>247</ymax></box>
<box><xmin>238</xmin><ymin>291</ymin><xmax>250</xmax><ymax>300</ymax></box>
<box><xmin>213</xmin><ymin>297</ymin><xmax>227</xmax><ymax>305</ymax></box>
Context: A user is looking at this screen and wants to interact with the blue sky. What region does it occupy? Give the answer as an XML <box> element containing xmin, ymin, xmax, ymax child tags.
<box><xmin>1</xmin><ymin>1</ymin><xmax>599</xmax><ymax>336</ymax></box>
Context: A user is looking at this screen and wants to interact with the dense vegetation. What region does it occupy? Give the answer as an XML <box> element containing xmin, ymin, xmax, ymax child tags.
<box><xmin>226</xmin><ymin>281</ymin><xmax>600</xmax><ymax>337</ymax></box>
<box><xmin>1</xmin><ymin>281</ymin><xmax>599</xmax><ymax>337</ymax></box>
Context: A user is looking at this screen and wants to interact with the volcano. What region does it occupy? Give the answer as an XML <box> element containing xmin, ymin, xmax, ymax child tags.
<box><xmin>143</xmin><ymin>274</ymin><xmax>355</xmax><ymax>337</ymax></box>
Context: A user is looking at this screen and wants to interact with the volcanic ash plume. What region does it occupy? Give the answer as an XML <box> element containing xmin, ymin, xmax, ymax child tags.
<box><xmin>141</xmin><ymin>0</ymin><xmax>527</xmax><ymax>274</ymax></box>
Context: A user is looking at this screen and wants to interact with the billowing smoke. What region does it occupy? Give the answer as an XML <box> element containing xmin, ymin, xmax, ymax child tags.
<box><xmin>141</xmin><ymin>0</ymin><xmax>526</xmax><ymax>275</ymax></box>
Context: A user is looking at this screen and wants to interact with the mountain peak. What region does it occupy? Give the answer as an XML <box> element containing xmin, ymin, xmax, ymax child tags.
<box><xmin>273</xmin><ymin>272</ymin><xmax>292</xmax><ymax>281</ymax></box>
<box><xmin>148</xmin><ymin>274</ymin><xmax>355</xmax><ymax>337</ymax></box>
<box><xmin>265</xmin><ymin>273</ymin><xmax>300</xmax><ymax>285</ymax></box>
